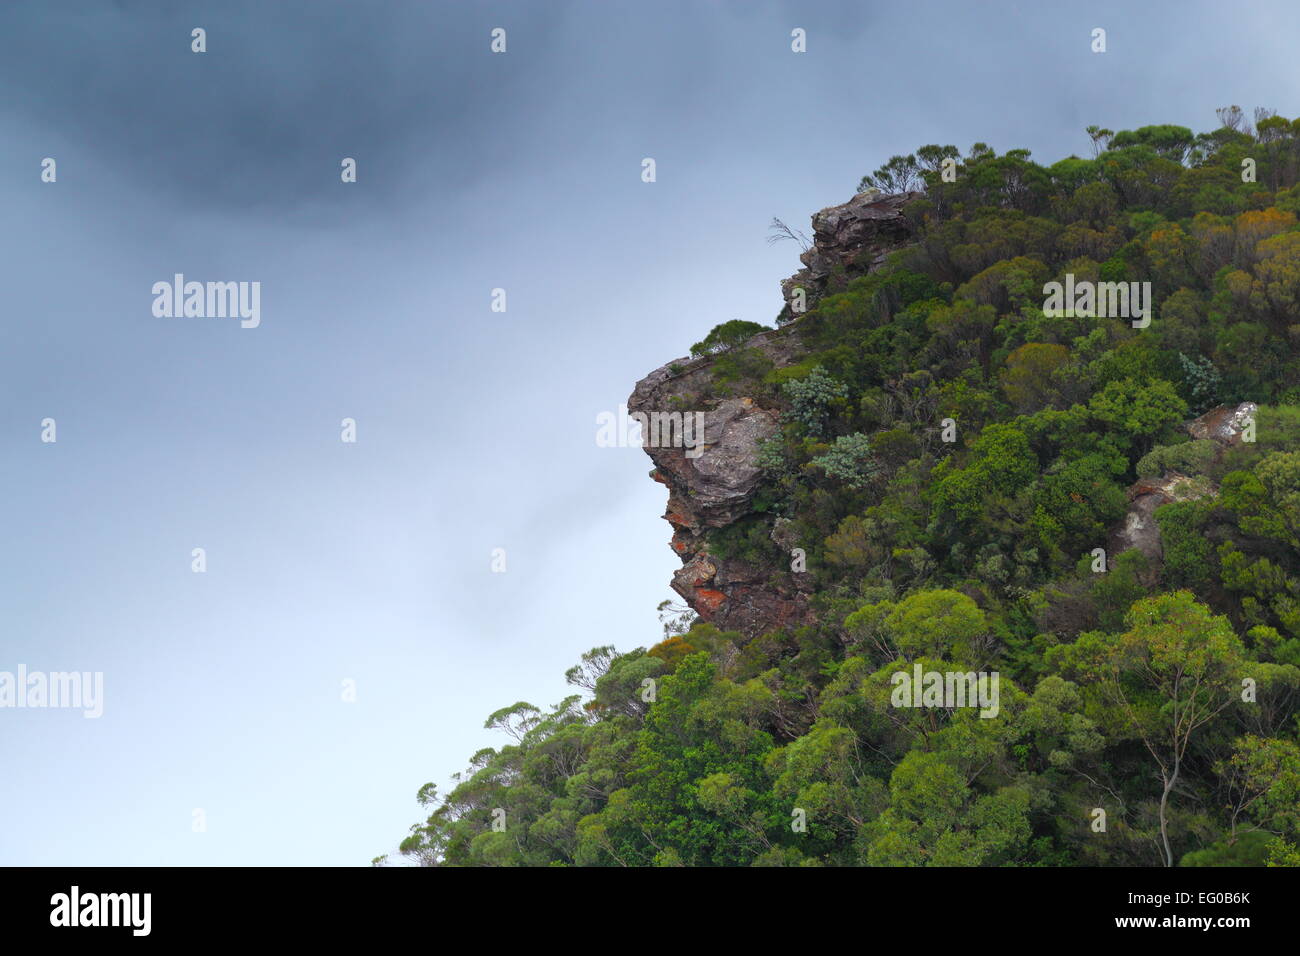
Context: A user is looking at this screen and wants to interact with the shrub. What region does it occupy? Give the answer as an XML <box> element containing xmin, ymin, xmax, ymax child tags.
<box><xmin>783</xmin><ymin>366</ymin><xmax>848</xmax><ymax>437</ymax></box>
<box><xmin>689</xmin><ymin>319</ymin><xmax>769</xmax><ymax>358</ymax></box>
<box><xmin>1136</xmin><ymin>438</ymin><xmax>1219</xmax><ymax>478</ymax></box>
<box><xmin>811</xmin><ymin>433</ymin><xmax>879</xmax><ymax>490</ymax></box>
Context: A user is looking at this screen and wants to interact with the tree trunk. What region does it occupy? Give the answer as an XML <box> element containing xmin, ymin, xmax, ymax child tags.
<box><xmin>1159</xmin><ymin>757</ymin><xmax>1180</xmax><ymax>867</ymax></box>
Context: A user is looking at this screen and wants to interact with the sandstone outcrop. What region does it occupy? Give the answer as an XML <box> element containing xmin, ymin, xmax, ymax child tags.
<box><xmin>778</xmin><ymin>189</ymin><xmax>920</xmax><ymax>322</ymax></box>
<box><xmin>1109</xmin><ymin>474</ymin><xmax>1214</xmax><ymax>561</ymax></box>
<box><xmin>631</xmin><ymin>189</ymin><xmax>919</xmax><ymax>636</ymax></box>
<box><xmin>1108</xmin><ymin>402</ymin><xmax>1258</xmax><ymax>560</ymax></box>
<box><xmin>1186</xmin><ymin>401</ymin><xmax>1258</xmax><ymax>445</ymax></box>
<box><xmin>629</xmin><ymin>365</ymin><xmax>814</xmax><ymax>636</ymax></box>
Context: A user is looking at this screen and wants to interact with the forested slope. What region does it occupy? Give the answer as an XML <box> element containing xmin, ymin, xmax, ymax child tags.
<box><xmin>389</xmin><ymin>109</ymin><xmax>1300</xmax><ymax>867</ymax></box>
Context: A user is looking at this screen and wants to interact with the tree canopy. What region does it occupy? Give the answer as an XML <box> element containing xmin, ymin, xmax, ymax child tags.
<box><xmin>388</xmin><ymin>109</ymin><xmax>1300</xmax><ymax>868</ymax></box>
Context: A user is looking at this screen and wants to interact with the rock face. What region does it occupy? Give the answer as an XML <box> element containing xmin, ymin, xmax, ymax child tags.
<box><xmin>1109</xmin><ymin>474</ymin><xmax>1212</xmax><ymax>561</ymax></box>
<box><xmin>778</xmin><ymin>189</ymin><xmax>920</xmax><ymax>322</ymax></box>
<box><xmin>1186</xmin><ymin>401</ymin><xmax>1258</xmax><ymax>445</ymax></box>
<box><xmin>642</xmin><ymin>396</ymin><xmax>779</xmax><ymax>528</ymax></box>
<box><xmin>1108</xmin><ymin>402</ymin><xmax>1258</xmax><ymax>561</ymax></box>
<box><xmin>629</xmin><ymin>359</ymin><xmax>815</xmax><ymax>636</ymax></box>
<box><xmin>630</xmin><ymin>190</ymin><xmax>919</xmax><ymax>637</ymax></box>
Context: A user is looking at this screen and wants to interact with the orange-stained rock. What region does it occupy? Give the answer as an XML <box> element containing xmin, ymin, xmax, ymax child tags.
<box><xmin>628</xmin><ymin>189</ymin><xmax>920</xmax><ymax>637</ymax></box>
<box><xmin>694</xmin><ymin>589</ymin><xmax>727</xmax><ymax>616</ymax></box>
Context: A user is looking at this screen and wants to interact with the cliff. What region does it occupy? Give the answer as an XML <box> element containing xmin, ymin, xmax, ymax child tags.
<box><xmin>630</xmin><ymin>186</ymin><xmax>1262</xmax><ymax>637</ymax></box>
<box><xmin>628</xmin><ymin>189</ymin><xmax>920</xmax><ymax>636</ymax></box>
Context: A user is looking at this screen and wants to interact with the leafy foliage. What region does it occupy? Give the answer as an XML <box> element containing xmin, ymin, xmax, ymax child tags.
<box><xmin>392</xmin><ymin>110</ymin><xmax>1300</xmax><ymax>868</ymax></box>
<box><xmin>690</xmin><ymin>319</ymin><xmax>770</xmax><ymax>358</ymax></box>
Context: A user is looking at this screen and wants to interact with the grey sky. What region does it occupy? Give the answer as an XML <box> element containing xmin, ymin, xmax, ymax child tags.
<box><xmin>1</xmin><ymin>0</ymin><xmax>1297</xmax><ymax>865</ymax></box>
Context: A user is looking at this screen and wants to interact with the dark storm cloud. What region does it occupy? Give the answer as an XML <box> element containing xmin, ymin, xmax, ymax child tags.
<box><xmin>0</xmin><ymin>0</ymin><xmax>570</xmax><ymax>215</ymax></box>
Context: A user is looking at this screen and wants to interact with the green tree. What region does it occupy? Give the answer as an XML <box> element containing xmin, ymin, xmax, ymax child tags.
<box><xmin>1052</xmin><ymin>592</ymin><xmax>1245</xmax><ymax>866</ymax></box>
<box><xmin>689</xmin><ymin>319</ymin><xmax>769</xmax><ymax>357</ymax></box>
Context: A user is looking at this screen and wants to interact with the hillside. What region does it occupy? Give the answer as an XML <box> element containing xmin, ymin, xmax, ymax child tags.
<box><xmin>390</xmin><ymin>109</ymin><xmax>1300</xmax><ymax>867</ymax></box>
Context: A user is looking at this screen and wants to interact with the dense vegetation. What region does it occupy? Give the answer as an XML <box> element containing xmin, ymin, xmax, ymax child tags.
<box><xmin>388</xmin><ymin>108</ymin><xmax>1300</xmax><ymax>867</ymax></box>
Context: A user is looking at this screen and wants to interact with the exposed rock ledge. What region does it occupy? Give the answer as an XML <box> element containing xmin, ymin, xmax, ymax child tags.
<box><xmin>629</xmin><ymin>364</ymin><xmax>815</xmax><ymax>637</ymax></box>
<box><xmin>1108</xmin><ymin>402</ymin><xmax>1258</xmax><ymax>561</ymax></box>
<box><xmin>778</xmin><ymin>189</ymin><xmax>920</xmax><ymax>322</ymax></box>
<box><xmin>630</xmin><ymin>189</ymin><xmax>919</xmax><ymax>637</ymax></box>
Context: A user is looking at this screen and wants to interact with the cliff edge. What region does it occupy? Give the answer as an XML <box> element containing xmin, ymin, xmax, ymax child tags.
<box><xmin>628</xmin><ymin>189</ymin><xmax>920</xmax><ymax>636</ymax></box>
